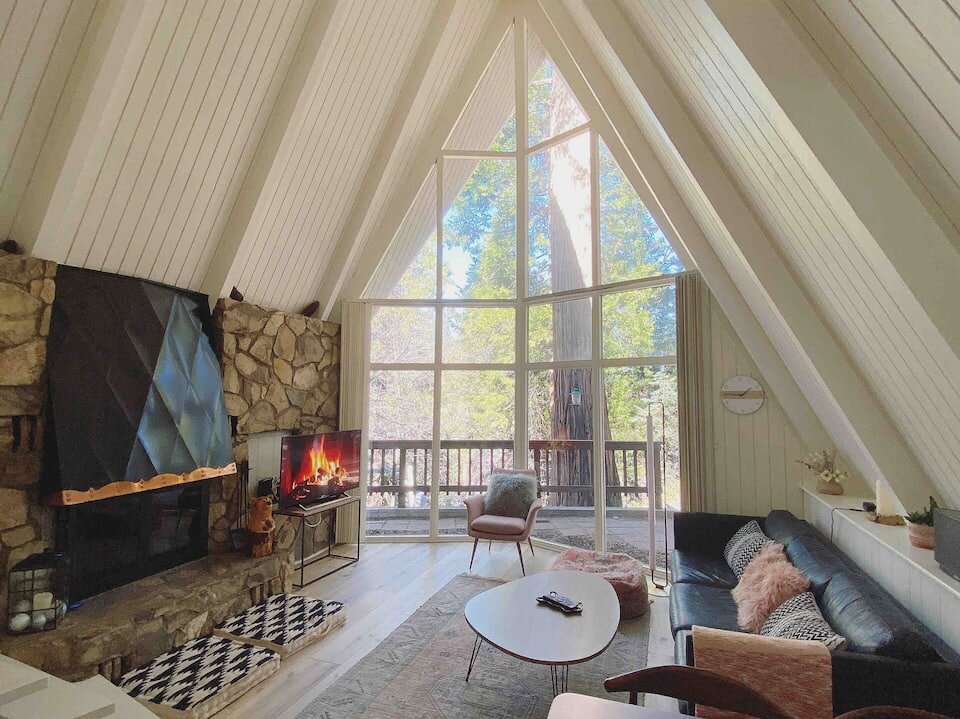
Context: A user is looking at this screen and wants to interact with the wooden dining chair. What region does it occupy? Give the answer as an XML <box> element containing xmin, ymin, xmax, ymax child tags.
<box><xmin>604</xmin><ymin>664</ymin><xmax>795</xmax><ymax>719</ymax></box>
<box><xmin>836</xmin><ymin>708</ymin><xmax>952</xmax><ymax>719</ymax></box>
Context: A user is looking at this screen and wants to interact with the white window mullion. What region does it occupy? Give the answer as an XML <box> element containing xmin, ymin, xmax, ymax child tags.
<box><xmin>432</xmin><ymin>158</ymin><xmax>444</xmax><ymax>539</ymax></box>
<box><xmin>515</xmin><ymin>16</ymin><xmax>528</xmax><ymax>472</ymax></box>
<box><xmin>590</xmin><ymin>128</ymin><xmax>601</xmax><ymax>289</ymax></box>
<box><xmin>589</xmin><ymin>128</ymin><xmax>605</xmax><ymax>551</ymax></box>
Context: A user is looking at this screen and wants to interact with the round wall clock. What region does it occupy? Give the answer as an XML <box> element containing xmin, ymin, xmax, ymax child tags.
<box><xmin>721</xmin><ymin>375</ymin><xmax>764</xmax><ymax>415</ymax></box>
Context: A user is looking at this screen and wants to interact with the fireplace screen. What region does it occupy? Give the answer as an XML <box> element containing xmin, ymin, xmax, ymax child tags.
<box><xmin>279</xmin><ymin>431</ymin><xmax>361</xmax><ymax>508</ymax></box>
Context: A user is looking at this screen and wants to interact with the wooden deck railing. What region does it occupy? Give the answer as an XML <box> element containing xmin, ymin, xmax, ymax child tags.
<box><xmin>367</xmin><ymin>439</ymin><xmax>663</xmax><ymax>509</ymax></box>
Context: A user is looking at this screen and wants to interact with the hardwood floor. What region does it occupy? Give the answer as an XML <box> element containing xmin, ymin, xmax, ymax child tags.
<box><xmin>214</xmin><ymin>541</ymin><xmax>677</xmax><ymax>719</ymax></box>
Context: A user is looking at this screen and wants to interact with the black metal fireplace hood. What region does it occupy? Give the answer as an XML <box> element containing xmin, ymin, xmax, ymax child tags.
<box><xmin>42</xmin><ymin>266</ymin><xmax>234</xmax><ymax>506</ymax></box>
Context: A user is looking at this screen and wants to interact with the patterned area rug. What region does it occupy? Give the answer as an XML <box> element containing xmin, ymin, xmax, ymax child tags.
<box><xmin>297</xmin><ymin>574</ymin><xmax>650</xmax><ymax>719</ymax></box>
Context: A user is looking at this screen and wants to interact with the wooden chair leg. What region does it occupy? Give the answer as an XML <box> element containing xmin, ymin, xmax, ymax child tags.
<box><xmin>469</xmin><ymin>538</ymin><xmax>479</xmax><ymax>571</ymax></box>
<box><xmin>517</xmin><ymin>542</ymin><xmax>526</xmax><ymax>575</ymax></box>
<box><xmin>528</xmin><ymin>537</ymin><xmax>535</xmax><ymax>555</ymax></box>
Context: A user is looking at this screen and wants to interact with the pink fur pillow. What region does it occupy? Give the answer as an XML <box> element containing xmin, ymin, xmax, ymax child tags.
<box><xmin>732</xmin><ymin>542</ymin><xmax>810</xmax><ymax>632</ymax></box>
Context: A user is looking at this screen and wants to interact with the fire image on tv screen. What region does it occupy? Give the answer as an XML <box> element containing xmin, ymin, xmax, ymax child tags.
<box><xmin>279</xmin><ymin>430</ymin><xmax>361</xmax><ymax>507</ymax></box>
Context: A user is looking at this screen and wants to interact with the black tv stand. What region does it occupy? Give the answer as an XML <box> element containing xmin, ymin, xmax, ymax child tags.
<box><xmin>277</xmin><ymin>494</ymin><xmax>360</xmax><ymax>588</ymax></box>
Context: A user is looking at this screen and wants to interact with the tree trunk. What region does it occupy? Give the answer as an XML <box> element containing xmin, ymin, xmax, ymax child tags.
<box><xmin>545</xmin><ymin>122</ymin><xmax>621</xmax><ymax>507</ymax></box>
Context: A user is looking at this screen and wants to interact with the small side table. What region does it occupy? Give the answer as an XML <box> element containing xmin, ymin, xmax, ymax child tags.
<box><xmin>276</xmin><ymin>494</ymin><xmax>361</xmax><ymax>588</ymax></box>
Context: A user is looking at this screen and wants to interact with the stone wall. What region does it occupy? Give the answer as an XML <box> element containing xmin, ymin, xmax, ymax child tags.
<box><xmin>0</xmin><ymin>552</ymin><xmax>290</xmax><ymax>680</ymax></box>
<box><xmin>213</xmin><ymin>298</ymin><xmax>340</xmax><ymax>464</ymax></box>
<box><xmin>0</xmin><ymin>254</ymin><xmax>57</xmax><ymax>623</ymax></box>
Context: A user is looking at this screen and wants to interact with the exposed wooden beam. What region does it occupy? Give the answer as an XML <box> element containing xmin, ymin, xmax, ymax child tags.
<box><xmin>571</xmin><ymin>0</ymin><xmax>935</xmax><ymax>505</ymax></box>
<box><xmin>17</xmin><ymin>1</ymin><xmax>162</xmax><ymax>257</ymax></box>
<box><xmin>314</xmin><ymin>0</ymin><xmax>456</xmax><ymax>320</ymax></box>
<box><xmin>336</xmin><ymin>1</ymin><xmax>515</xmax><ymax>304</ymax></box>
<box><xmin>199</xmin><ymin>0</ymin><xmax>339</xmax><ymax>304</ymax></box>
<box><xmin>525</xmin><ymin>0</ymin><xmax>849</xmax><ymax>472</ymax></box>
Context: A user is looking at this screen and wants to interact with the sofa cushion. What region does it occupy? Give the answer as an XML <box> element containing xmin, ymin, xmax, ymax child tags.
<box><xmin>726</xmin><ymin>531</ymin><xmax>776</xmax><ymax>577</ymax></box>
<box><xmin>671</xmin><ymin>549</ymin><xmax>738</xmax><ymax>589</ymax></box>
<box><xmin>785</xmin><ymin>534</ymin><xmax>857</xmax><ymax>597</ymax></box>
<box><xmin>483</xmin><ymin>470</ymin><xmax>537</xmax><ymax>519</ymax></box>
<box><xmin>821</xmin><ymin>574</ymin><xmax>942</xmax><ymax>662</ymax></box>
<box><xmin>760</xmin><ymin>592</ymin><xmax>846</xmax><ymax>650</ymax></box>
<box><xmin>764</xmin><ymin>510</ymin><xmax>817</xmax><ymax>545</ymax></box>
<box><xmin>673</xmin><ymin>512</ymin><xmax>764</xmax><ymax>556</ymax></box>
<box><xmin>669</xmin><ymin>582</ymin><xmax>741</xmax><ymax>635</ymax></box>
<box><xmin>732</xmin><ymin>542</ymin><xmax>810</xmax><ymax>632</ymax></box>
<box><xmin>723</xmin><ymin>520</ymin><xmax>764</xmax><ymax>558</ymax></box>
<box><xmin>470</xmin><ymin>514</ymin><xmax>525</xmax><ymax>535</ymax></box>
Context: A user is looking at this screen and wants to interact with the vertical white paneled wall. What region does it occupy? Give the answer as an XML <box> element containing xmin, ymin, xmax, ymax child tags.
<box><xmin>623</xmin><ymin>0</ymin><xmax>960</xmax><ymax>510</ymax></box>
<box><xmin>704</xmin><ymin>289</ymin><xmax>810</xmax><ymax>517</ymax></box>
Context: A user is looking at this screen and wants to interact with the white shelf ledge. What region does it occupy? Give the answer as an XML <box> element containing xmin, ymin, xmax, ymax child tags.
<box><xmin>801</xmin><ymin>482</ymin><xmax>960</xmax><ymax>653</ymax></box>
<box><xmin>802</xmin><ymin>483</ymin><xmax>960</xmax><ymax>597</ymax></box>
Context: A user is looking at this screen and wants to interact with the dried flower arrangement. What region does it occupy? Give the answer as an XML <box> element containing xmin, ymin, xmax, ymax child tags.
<box><xmin>798</xmin><ymin>449</ymin><xmax>848</xmax><ymax>496</ymax></box>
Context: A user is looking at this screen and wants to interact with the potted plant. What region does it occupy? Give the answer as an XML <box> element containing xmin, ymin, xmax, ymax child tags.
<box><xmin>905</xmin><ymin>496</ymin><xmax>938</xmax><ymax>549</ymax></box>
<box><xmin>798</xmin><ymin>449</ymin><xmax>847</xmax><ymax>496</ymax></box>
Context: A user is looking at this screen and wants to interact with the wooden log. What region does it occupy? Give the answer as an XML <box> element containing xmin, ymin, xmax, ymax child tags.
<box><xmin>248</xmin><ymin>529</ymin><xmax>274</xmax><ymax>558</ymax></box>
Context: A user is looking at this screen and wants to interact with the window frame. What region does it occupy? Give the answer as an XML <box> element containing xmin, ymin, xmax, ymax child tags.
<box><xmin>363</xmin><ymin>18</ymin><xmax>682</xmax><ymax>552</ymax></box>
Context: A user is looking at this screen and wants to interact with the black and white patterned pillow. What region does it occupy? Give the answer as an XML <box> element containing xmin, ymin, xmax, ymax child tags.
<box><xmin>723</xmin><ymin>520</ymin><xmax>773</xmax><ymax>576</ymax></box>
<box><xmin>760</xmin><ymin>592</ymin><xmax>846</xmax><ymax>650</ymax></box>
<box><xmin>215</xmin><ymin>594</ymin><xmax>345</xmax><ymax>657</ymax></box>
<box><xmin>119</xmin><ymin>635</ymin><xmax>279</xmax><ymax>715</ymax></box>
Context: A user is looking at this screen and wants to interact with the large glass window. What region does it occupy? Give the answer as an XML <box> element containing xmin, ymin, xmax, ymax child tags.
<box><xmin>363</xmin><ymin>19</ymin><xmax>683</xmax><ymax>565</ymax></box>
<box><xmin>442</xmin><ymin>158</ymin><xmax>517</xmax><ymax>300</ymax></box>
<box><xmin>367</xmin><ymin>371</ymin><xmax>434</xmax><ymax>536</ymax></box>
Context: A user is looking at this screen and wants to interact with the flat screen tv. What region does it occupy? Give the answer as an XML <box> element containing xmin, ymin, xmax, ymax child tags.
<box><xmin>279</xmin><ymin>430</ymin><xmax>361</xmax><ymax>508</ymax></box>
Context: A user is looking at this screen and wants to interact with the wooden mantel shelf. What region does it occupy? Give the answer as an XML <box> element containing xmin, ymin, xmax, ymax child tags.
<box><xmin>45</xmin><ymin>463</ymin><xmax>237</xmax><ymax>506</ymax></box>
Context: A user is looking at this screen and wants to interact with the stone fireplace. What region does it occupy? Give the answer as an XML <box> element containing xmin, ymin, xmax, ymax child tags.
<box><xmin>0</xmin><ymin>259</ymin><xmax>341</xmax><ymax>681</ymax></box>
<box><xmin>213</xmin><ymin>298</ymin><xmax>342</xmax><ymax>560</ymax></box>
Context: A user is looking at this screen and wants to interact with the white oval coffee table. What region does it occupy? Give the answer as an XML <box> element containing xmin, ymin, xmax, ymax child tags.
<box><xmin>464</xmin><ymin>570</ymin><xmax>621</xmax><ymax>694</ymax></box>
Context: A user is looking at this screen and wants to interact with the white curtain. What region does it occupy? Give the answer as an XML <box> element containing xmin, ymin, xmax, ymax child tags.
<box><xmin>676</xmin><ymin>273</ymin><xmax>709</xmax><ymax>512</ymax></box>
<box><xmin>335</xmin><ymin>301</ymin><xmax>371</xmax><ymax>543</ymax></box>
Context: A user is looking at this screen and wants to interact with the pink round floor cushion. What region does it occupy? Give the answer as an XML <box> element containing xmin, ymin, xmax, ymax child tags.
<box><xmin>553</xmin><ymin>548</ymin><xmax>649</xmax><ymax>619</ymax></box>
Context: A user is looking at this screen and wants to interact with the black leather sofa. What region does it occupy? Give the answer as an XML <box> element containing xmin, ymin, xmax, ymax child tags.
<box><xmin>669</xmin><ymin>510</ymin><xmax>960</xmax><ymax>716</ymax></box>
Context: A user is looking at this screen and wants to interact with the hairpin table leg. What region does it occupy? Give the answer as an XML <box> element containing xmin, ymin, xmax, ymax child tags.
<box><xmin>550</xmin><ymin>664</ymin><xmax>569</xmax><ymax>695</ymax></box>
<box><xmin>465</xmin><ymin>634</ymin><xmax>483</xmax><ymax>682</ymax></box>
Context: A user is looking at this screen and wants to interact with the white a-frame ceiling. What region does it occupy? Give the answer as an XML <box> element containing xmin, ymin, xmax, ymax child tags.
<box><xmin>1</xmin><ymin>0</ymin><xmax>958</xmax><ymax>509</ymax></box>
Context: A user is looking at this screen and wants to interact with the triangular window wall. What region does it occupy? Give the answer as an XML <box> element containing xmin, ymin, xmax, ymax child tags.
<box><xmin>370</xmin><ymin>21</ymin><xmax>683</xmax><ymax>302</ymax></box>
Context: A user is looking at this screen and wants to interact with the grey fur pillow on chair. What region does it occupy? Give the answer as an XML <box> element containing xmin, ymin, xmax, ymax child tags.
<box><xmin>483</xmin><ymin>470</ymin><xmax>537</xmax><ymax>519</ymax></box>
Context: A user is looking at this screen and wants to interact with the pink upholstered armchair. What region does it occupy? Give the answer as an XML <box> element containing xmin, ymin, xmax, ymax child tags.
<box><xmin>464</xmin><ymin>480</ymin><xmax>543</xmax><ymax>576</ymax></box>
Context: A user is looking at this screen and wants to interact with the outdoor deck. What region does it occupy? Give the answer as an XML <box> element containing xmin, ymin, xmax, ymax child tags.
<box><xmin>364</xmin><ymin>438</ymin><xmax>675</xmax><ymax>565</ymax></box>
<box><xmin>365</xmin><ymin>507</ymin><xmax>674</xmax><ymax>566</ymax></box>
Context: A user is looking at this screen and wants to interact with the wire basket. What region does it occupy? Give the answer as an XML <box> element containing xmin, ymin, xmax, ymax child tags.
<box><xmin>6</xmin><ymin>549</ymin><xmax>69</xmax><ymax>634</ymax></box>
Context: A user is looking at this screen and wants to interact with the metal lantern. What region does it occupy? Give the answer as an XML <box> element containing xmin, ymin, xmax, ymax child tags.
<box><xmin>6</xmin><ymin>550</ymin><xmax>69</xmax><ymax>634</ymax></box>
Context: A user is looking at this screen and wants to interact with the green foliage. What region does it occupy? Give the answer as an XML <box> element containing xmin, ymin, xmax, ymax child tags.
<box><xmin>906</xmin><ymin>496</ymin><xmax>938</xmax><ymax>526</ymax></box>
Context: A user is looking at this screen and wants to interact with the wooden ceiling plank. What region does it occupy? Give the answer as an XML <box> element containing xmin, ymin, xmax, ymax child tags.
<box><xmin>575</xmin><ymin>0</ymin><xmax>937</xmax><ymax>506</ymax></box>
<box><xmin>17</xmin><ymin>0</ymin><xmax>164</xmax><ymax>257</ymax></box>
<box><xmin>198</xmin><ymin>0</ymin><xmax>340</xmax><ymax>304</ymax></box>
<box><xmin>310</xmin><ymin>0</ymin><xmax>457</xmax><ymax>319</ymax></box>
<box><xmin>334</xmin><ymin>1</ymin><xmax>515</xmax><ymax>308</ymax></box>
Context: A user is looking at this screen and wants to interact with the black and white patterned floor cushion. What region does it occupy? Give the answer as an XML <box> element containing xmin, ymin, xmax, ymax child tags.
<box><xmin>213</xmin><ymin>593</ymin><xmax>346</xmax><ymax>658</ymax></box>
<box><xmin>118</xmin><ymin>636</ymin><xmax>279</xmax><ymax>719</ymax></box>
